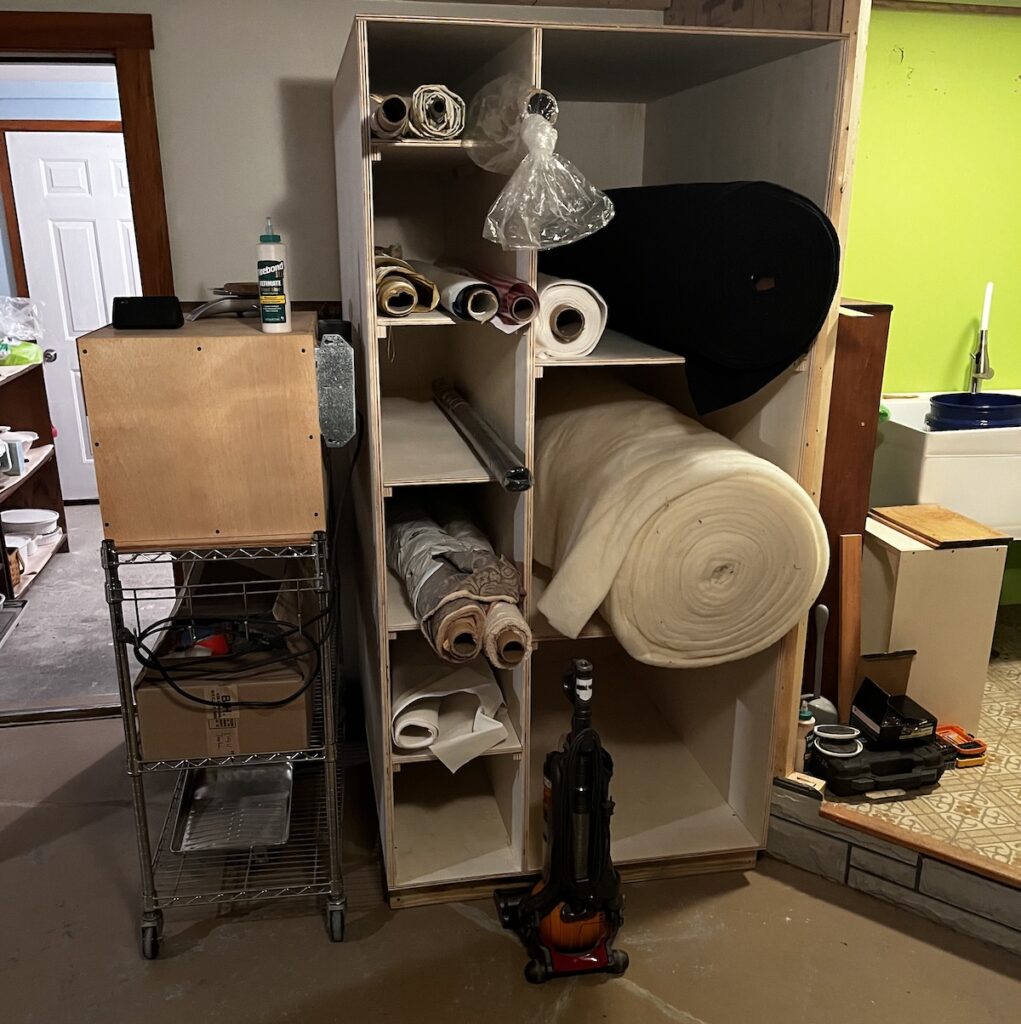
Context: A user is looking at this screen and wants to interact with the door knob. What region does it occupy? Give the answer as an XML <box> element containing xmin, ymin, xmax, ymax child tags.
<box><xmin>43</xmin><ymin>349</ymin><xmax>57</xmax><ymax>363</ymax></box>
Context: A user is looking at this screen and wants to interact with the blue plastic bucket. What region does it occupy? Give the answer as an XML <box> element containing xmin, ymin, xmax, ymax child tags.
<box><xmin>925</xmin><ymin>392</ymin><xmax>1021</xmax><ymax>431</ymax></box>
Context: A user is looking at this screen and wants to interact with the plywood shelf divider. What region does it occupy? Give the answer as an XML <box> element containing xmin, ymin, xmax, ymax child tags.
<box><xmin>376</xmin><ymin>310</ymin><xmax>459</xmax><ymax>336</ymax></box>
<box><xmin>536</xmin><ymin>329</ymin><xmax>687</xmax><ymax>370</ymax></box>
<box><xmin>0</xmin><ymin>444</ymin><xmax>54</xmax><ymax>503</ymax></box>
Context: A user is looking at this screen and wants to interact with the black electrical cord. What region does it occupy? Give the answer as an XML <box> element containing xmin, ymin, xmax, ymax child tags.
<box><xmin>130</xmin><ymin>613</ymin><xmax>322</xmax><ymax>709</ymax></box>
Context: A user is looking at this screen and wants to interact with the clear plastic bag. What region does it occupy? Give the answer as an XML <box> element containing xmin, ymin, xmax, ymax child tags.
<box><xmin>0</xmin><ymin>297</ymin><xmax>44</xmax><ymax>366</ymax></box>
<box><xmin>466</xmin><ymin>75</ymin><xmax>613</xmax><ymax>251</ymax></box>
<box><xmin>483</xmin><ymin>114</ymin><xmax>614</xmax><ymax>251</ymax></box>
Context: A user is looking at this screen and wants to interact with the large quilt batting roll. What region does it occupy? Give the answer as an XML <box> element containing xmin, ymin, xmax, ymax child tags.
<box><xmin>538</xmin><ymin>181</ymin><xmax>840</xmax><ymax>413</ymax></box>
<box><xmin>534</xmin><ymin>376</ymin><xmax>828</xmax><ymax>668</ymax></box>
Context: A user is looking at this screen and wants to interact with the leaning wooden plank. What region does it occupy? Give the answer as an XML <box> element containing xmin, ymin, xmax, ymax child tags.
<box><xmin>870</xmin><ymin>504</ymin><xmax>1010</xmax><ymax>549</ymax></box>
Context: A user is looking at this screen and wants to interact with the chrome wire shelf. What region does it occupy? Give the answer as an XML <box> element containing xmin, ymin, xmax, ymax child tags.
<box><xmin>108</xmin><ymin>543</ymin><xmax>321</xmax><ymax>567</ymax></box>
<box><xmin>104</xmin><ymin>532</ymin><xmax>346</xmax><ymax>955</ymax></box>
<box><xmin>152</xmin><ymin>767</ymin><xmax>333</xmax><ymax>908</ymax></box>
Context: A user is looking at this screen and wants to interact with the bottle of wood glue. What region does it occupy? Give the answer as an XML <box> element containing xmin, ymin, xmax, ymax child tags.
<box><xmin>257</xmin><ymin>216</ymin><xmax>290</xmax><ymax>333</ymax></box>
<box><xmin>796</xmin><ymin>700</ymin><xmax>816</xmax><ymax>772</ymax></box>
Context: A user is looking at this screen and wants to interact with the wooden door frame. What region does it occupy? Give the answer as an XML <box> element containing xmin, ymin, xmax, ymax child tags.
<box><xmin>0</xmin><ymin>120</ymin><xmax>124</xmax><ymax>296</ymax></box>
<box><xmin>0</xmin><ymin>11</ymin><xmax>174</xmax><ymax>295</ymax></box>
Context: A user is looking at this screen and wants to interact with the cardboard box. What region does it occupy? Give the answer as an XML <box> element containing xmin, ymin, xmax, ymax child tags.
<box><xmin>134</xmin><ymin>564</ymin><xmax>317</xmax><ymax>762</ymax></box>
<box><xmin>135</xmin><ymin>653</ymin><xmax>313</xmax><ymax>762</ymax></box>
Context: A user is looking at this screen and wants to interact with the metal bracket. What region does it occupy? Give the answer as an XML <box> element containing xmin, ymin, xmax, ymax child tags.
<box><xmin>315</xmin><ymin>334</ymin><xmax>356</xmax><ymax>448</ymax></box>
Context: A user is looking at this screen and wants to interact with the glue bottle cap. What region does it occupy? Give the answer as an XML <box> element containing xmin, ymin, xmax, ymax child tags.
<box><xmin>260</xmin><ymin>216</ymin><xmax>281</xmax><ymax>243</ymax></box>
<box><xmin>799</xmin><ymin>700</ymin><xmax>813</xmax><ymax>721</ymax></box>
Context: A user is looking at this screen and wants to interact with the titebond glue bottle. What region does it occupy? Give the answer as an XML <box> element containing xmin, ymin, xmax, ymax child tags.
<box><xmin>257</xmin><ymin>217</ymin><xmax>291</xmax><ymax>333</ymax></box>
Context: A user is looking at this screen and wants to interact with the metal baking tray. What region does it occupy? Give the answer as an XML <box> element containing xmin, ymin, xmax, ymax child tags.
<box><xmin>171</xmin><ymin>764</ymin><xmax>294</xmax><ymax>853</ymax></box>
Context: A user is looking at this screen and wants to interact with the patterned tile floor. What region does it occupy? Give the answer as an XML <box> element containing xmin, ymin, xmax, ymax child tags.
<box><xmin>832</xmin><ymin>607</ymin><xmax>1021</xmax><ymax>871</ymax></box>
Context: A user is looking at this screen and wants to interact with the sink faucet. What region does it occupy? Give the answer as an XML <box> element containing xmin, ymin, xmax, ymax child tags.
<box><xmin>971</xmin><ymin>329</ymin><xmax>994</xmax><ymax>393</ymax></box>
<box><xmin>971</xmin><ymin>282</ymin><xmax>995</xmax><ymax>394</ymax></box>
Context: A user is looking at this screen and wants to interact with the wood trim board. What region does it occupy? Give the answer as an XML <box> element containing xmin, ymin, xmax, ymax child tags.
<box><xmin>0</xmin><ymin>11</ymin><xmax>154</xmax><ymax>50</ymax></box>
<box><xmin>870</xmin><ymin>505</ymin><xmax>1011</xmax><ymax>549</ymax></box>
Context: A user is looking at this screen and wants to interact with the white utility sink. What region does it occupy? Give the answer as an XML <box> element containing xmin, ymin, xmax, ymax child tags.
<box><xmin>871</xmin><ymin>391</ymin><xmax>1021</xmax><ymax>539</ymax></box>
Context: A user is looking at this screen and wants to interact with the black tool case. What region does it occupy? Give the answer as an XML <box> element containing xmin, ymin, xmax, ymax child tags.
<box><xmin>809</xmin><ymin>739</ymin><xmax>946</xmax><ymax>797</ymax></box>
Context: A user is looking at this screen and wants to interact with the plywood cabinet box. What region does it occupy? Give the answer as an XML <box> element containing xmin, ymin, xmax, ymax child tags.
<box><xmin>861</xmin><ymin>516</ymin><xmax>1007</xmax><ymax>733</ymax></box>
<box><xmin>334</xmin><ymin>8</ymin><xmax>870</xmax><ymax>906</ymax></box>
<box><xmin>77</xmin><ymin>313</ymin><xmax>325</xmax><ymax>549</ymax></box>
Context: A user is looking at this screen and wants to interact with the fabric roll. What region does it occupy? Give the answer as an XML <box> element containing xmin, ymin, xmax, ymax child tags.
<box><xmin>385</xmin><ymin>508</ymin><xmax>528</xmax><ymax>666</ymax></box>
<box><xmin>461</xmin><ymin>267</ymin><xmax>539</xmax><ymax>327</ymax></box>
<box><xmin>374</xmin><ymin>251</ymin><xmax>439</xmax><ymax>317</ymax></box>
<box><xmin>484</xmin><ymin>601</ymin><xmax>531</xmax><ymax>669</ymax></box>
<box><xmin>369</xmin><ymin>93</ymin><xmax>409</xmax><ymax>139</ymax></box>
<box><xmin>408</xmin><ymin>84</ymin><xmax>465</xmax><ymax>140</ymax></box>
<box><xmin>534</xmin><ymin>375</ymin><xmax>828</xmax><ymax>668</ymax></box>
<box><xmin>408</xmin><ymin>261</ymin><xmax>499</xmax><ymax>323</ymax></box>
<box><xmin>391</xmin><ymin>658</ymin><xmax>508</xmax><ymax>772</ymax></box>
<box><xmin>534</xmin><ymin>275</ymin><xmax>608</xmax><ymax>360</ymax></box>
<box><xmin>538</xmin><ymin>182</ymin><xmax>840</xmax><ymax>412</ymax></box>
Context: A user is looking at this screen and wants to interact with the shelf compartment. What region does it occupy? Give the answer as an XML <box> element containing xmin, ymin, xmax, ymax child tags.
<box><xmin>381</xmin><ymin>397</ymin><xmax>490</xmax><ymax>487</ymax></box>
<box><xmin>529</xmin><ymin>570</ymin><xmax>610</xmax><ymax>642</ymax></box>
<box><xmin>528</xmin><ymin>639</ymin><xmax>768</xmax><ymax>871</ymax></box>
<box><xmin>0</xmin><ymin>443</ymin><xmax>55</xmax><ymax>503</ymax></box>
<box><xmin>151</xmin><ymin>766</ymin><xmax>332</xmax><ymax>907</ymax></box>
<box><xmin>392</xmin><ymin>756</ymin><xmax>519</xmax><ymax>887</ymax></box>
<box><xmin>535</xmin><ymin>330</ymin><xmax>686</xmax><ymax>370</ymax></box>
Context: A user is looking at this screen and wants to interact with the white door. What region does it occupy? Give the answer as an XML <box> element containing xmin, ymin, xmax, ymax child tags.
<box><xmin>6</xmin><ymin>131</ymin><xmax>141</xmax><ymax>500</ymax></box>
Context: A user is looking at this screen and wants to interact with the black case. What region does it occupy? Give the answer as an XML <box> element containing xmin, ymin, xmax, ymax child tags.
<box><xmin>809</xmin><ymin>738</ymin><xmax>946</xmax><ymax>797</ymax></box>
<box><xmin>111</xmin><ymin>296</ymin><xmax>184</xmax><ymax>330</ymax></box>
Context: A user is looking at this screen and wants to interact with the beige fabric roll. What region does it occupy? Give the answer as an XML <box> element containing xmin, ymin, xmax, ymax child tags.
<box><xmin>484</xmin><ymin>601</ymin><xmax>531</xmax><ymax>669</ymax></box>
<box><xmin>535</xmin><ymin>275</ymin><xmax>608</xmax><ymax>360</ymax></box>
<box><xmin>534</xmin><ymin>376</ymin><xmax>828</xmax><ymax>668</ymax></box>
<box><xmin>374</xmin><ymin>252</ymin><xmax>439</xmax><ymax>317</ymax></box>
<box><xmin>408</xmin><ymin>84</ymin><xmax>465</xmax><ymax>140</ymax></box>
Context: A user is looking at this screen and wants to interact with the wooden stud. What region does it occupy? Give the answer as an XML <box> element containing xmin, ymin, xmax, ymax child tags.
<box><xmin>837</xmin><ymin>533</ymin><xmax>863</xmax><ymax>723</ymax></box>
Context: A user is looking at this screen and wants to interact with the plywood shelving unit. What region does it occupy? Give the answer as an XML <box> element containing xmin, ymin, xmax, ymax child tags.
<box><xmin>333</xmin><ymin>8</ymin><xmax>869</xmax><ymax>906</ymax></box>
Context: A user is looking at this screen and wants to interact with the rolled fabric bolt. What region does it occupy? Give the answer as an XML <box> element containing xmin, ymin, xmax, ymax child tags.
<box><xmin>370</xmin><ymin>93</ymin><xmax>409</xmax><ymax>139</ymax></box>
<box><xmin>432</xmin><ymin>378</ymin><xmax>531</xmax><ymax>492</ymax></box>
<box><xmin>534</xmin><ymin>375</ymin><xmax>828</xmax><ymax>668</ymax></box>
<box><xmin>534</xmin><ymin>275</ymin><xmax>608</xmax><ymax>359</ymax></box>
<box><xmin>425</xmin><ymin>598</ymin><xmax>486</xmax><ymax>663</ymax></box>
<box><xmin>484</xmin><ymin>601</ymin><xmax>532</xmax><ymax>669</ymax></box>
<box><xmin>408</xmin><ymin>84</ymin><xmax>465</xmax><ymax>140</ymax></box>
<box><xmin>374</xmin><ymin>251</ymin><xmax>439</xmax><ymax>316</ymax></box>
<box><xmin>408</xmin><ymin>261</ymin><xmax>499</xmax><ymax>324</ymax></box>
<box><xmin>459</xmin><ymin>267</ymin><xmax>539</xmax><ymax>326</ymax></box>
<box><xmin>377</xmin><ymin>275</ymin><xmax>417</xmax><ymax>316</ymax></box>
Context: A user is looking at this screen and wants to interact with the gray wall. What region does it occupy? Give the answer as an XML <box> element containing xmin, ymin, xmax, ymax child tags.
<box><xmin>0</xmin><ymin>1</ymin><xmax>661</xmax><ymax>302</ymax></box>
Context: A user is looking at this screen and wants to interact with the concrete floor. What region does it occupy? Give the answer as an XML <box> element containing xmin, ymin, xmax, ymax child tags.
<box><xmin>1</xmin><ymin>718</ymin><xmax>1019</xmax><ymax>1024</ymax></box>
<box><xmin>0</xmin><ymin>505</ymin><xmax>170</xmax><ymax>712</ymax></box>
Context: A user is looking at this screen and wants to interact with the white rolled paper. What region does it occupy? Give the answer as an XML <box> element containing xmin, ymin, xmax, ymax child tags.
<box><xmin>409</xmin><ymin>260</ymin><xmax>499</xmax><ymax>323</ymax></box>
<box><xmin>534</xmin><ymin>376</ymin><xmax>828</xmax><ymax>668</ymax></box>
<box><xmin>391</xmin><ymin>658</ymin><xmax>508</xmax><ymax>772</ymax></box>
<box><xmin>535</xmin><ymin>274</ymin><xmax>608</xmax><ymax>360</ymax></box>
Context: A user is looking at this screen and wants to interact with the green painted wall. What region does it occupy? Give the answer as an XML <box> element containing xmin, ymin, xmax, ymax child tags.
<box><xmin>843</xmin><ymin>10</ymin><xmax>1021</xmax><ymax>394</ymax></box>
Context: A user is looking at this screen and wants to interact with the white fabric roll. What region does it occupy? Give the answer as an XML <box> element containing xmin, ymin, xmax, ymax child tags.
<box><xmin>391</xmin><ymin>658</ymin><xmax>508</xmax><ymax>772</ymax></box>
<box><xmin>535</xmin><ymin>274</ymin><xmax>608</xmax><ymax>360</ymax></box>
<box><xmin>534</xmin><ymin>376</ymin><xmax>828</xmax><ymax>668</ymax></box>
<box><xmin>408</xmin><ymin>261</ymin><xmax>499</xmax><ymax>323</ymax></box>
<box><xmin>408</xmin><ymin>84</ymin><xmax>465</xmax><ymax>140</ymax></box>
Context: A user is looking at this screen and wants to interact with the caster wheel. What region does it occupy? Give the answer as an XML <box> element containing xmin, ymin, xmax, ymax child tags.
<box><xmin>608</xmin><ymin>949</ymin><xmax>629</xmax><ymax>975</ymax></box>
<box><xmin>140</xmin><ymin>925</ymin><xmax>160</xmax><ymax>960</ymax></box>
<box><xmin>525</xmin><ymin>960</ymin><xmax>549</xmax><ymax>985</ymax></box>
<box><xmin>327</xmin><ymin>907</ymin><xmax>346</xmax><ymax>943</ymax></box>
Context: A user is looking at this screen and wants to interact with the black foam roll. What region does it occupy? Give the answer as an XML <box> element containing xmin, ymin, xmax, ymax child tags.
<box><xmin>539</xmin><ymin>181</ymin><xmax>840</xmax><ymax>413</ymax></box>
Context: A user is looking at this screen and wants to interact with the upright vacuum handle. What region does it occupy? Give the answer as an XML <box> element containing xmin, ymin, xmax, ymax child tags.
<box><xmin>565</xmin><ymin>658</ymin><xmax>593</xmax><ymax>734</ymax></box>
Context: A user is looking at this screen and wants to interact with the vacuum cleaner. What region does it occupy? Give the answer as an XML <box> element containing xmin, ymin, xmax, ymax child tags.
<box><xmin>494</xmin><ymin>658</ymin><xmax>628</xmax><ymax>983</ymax></box>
